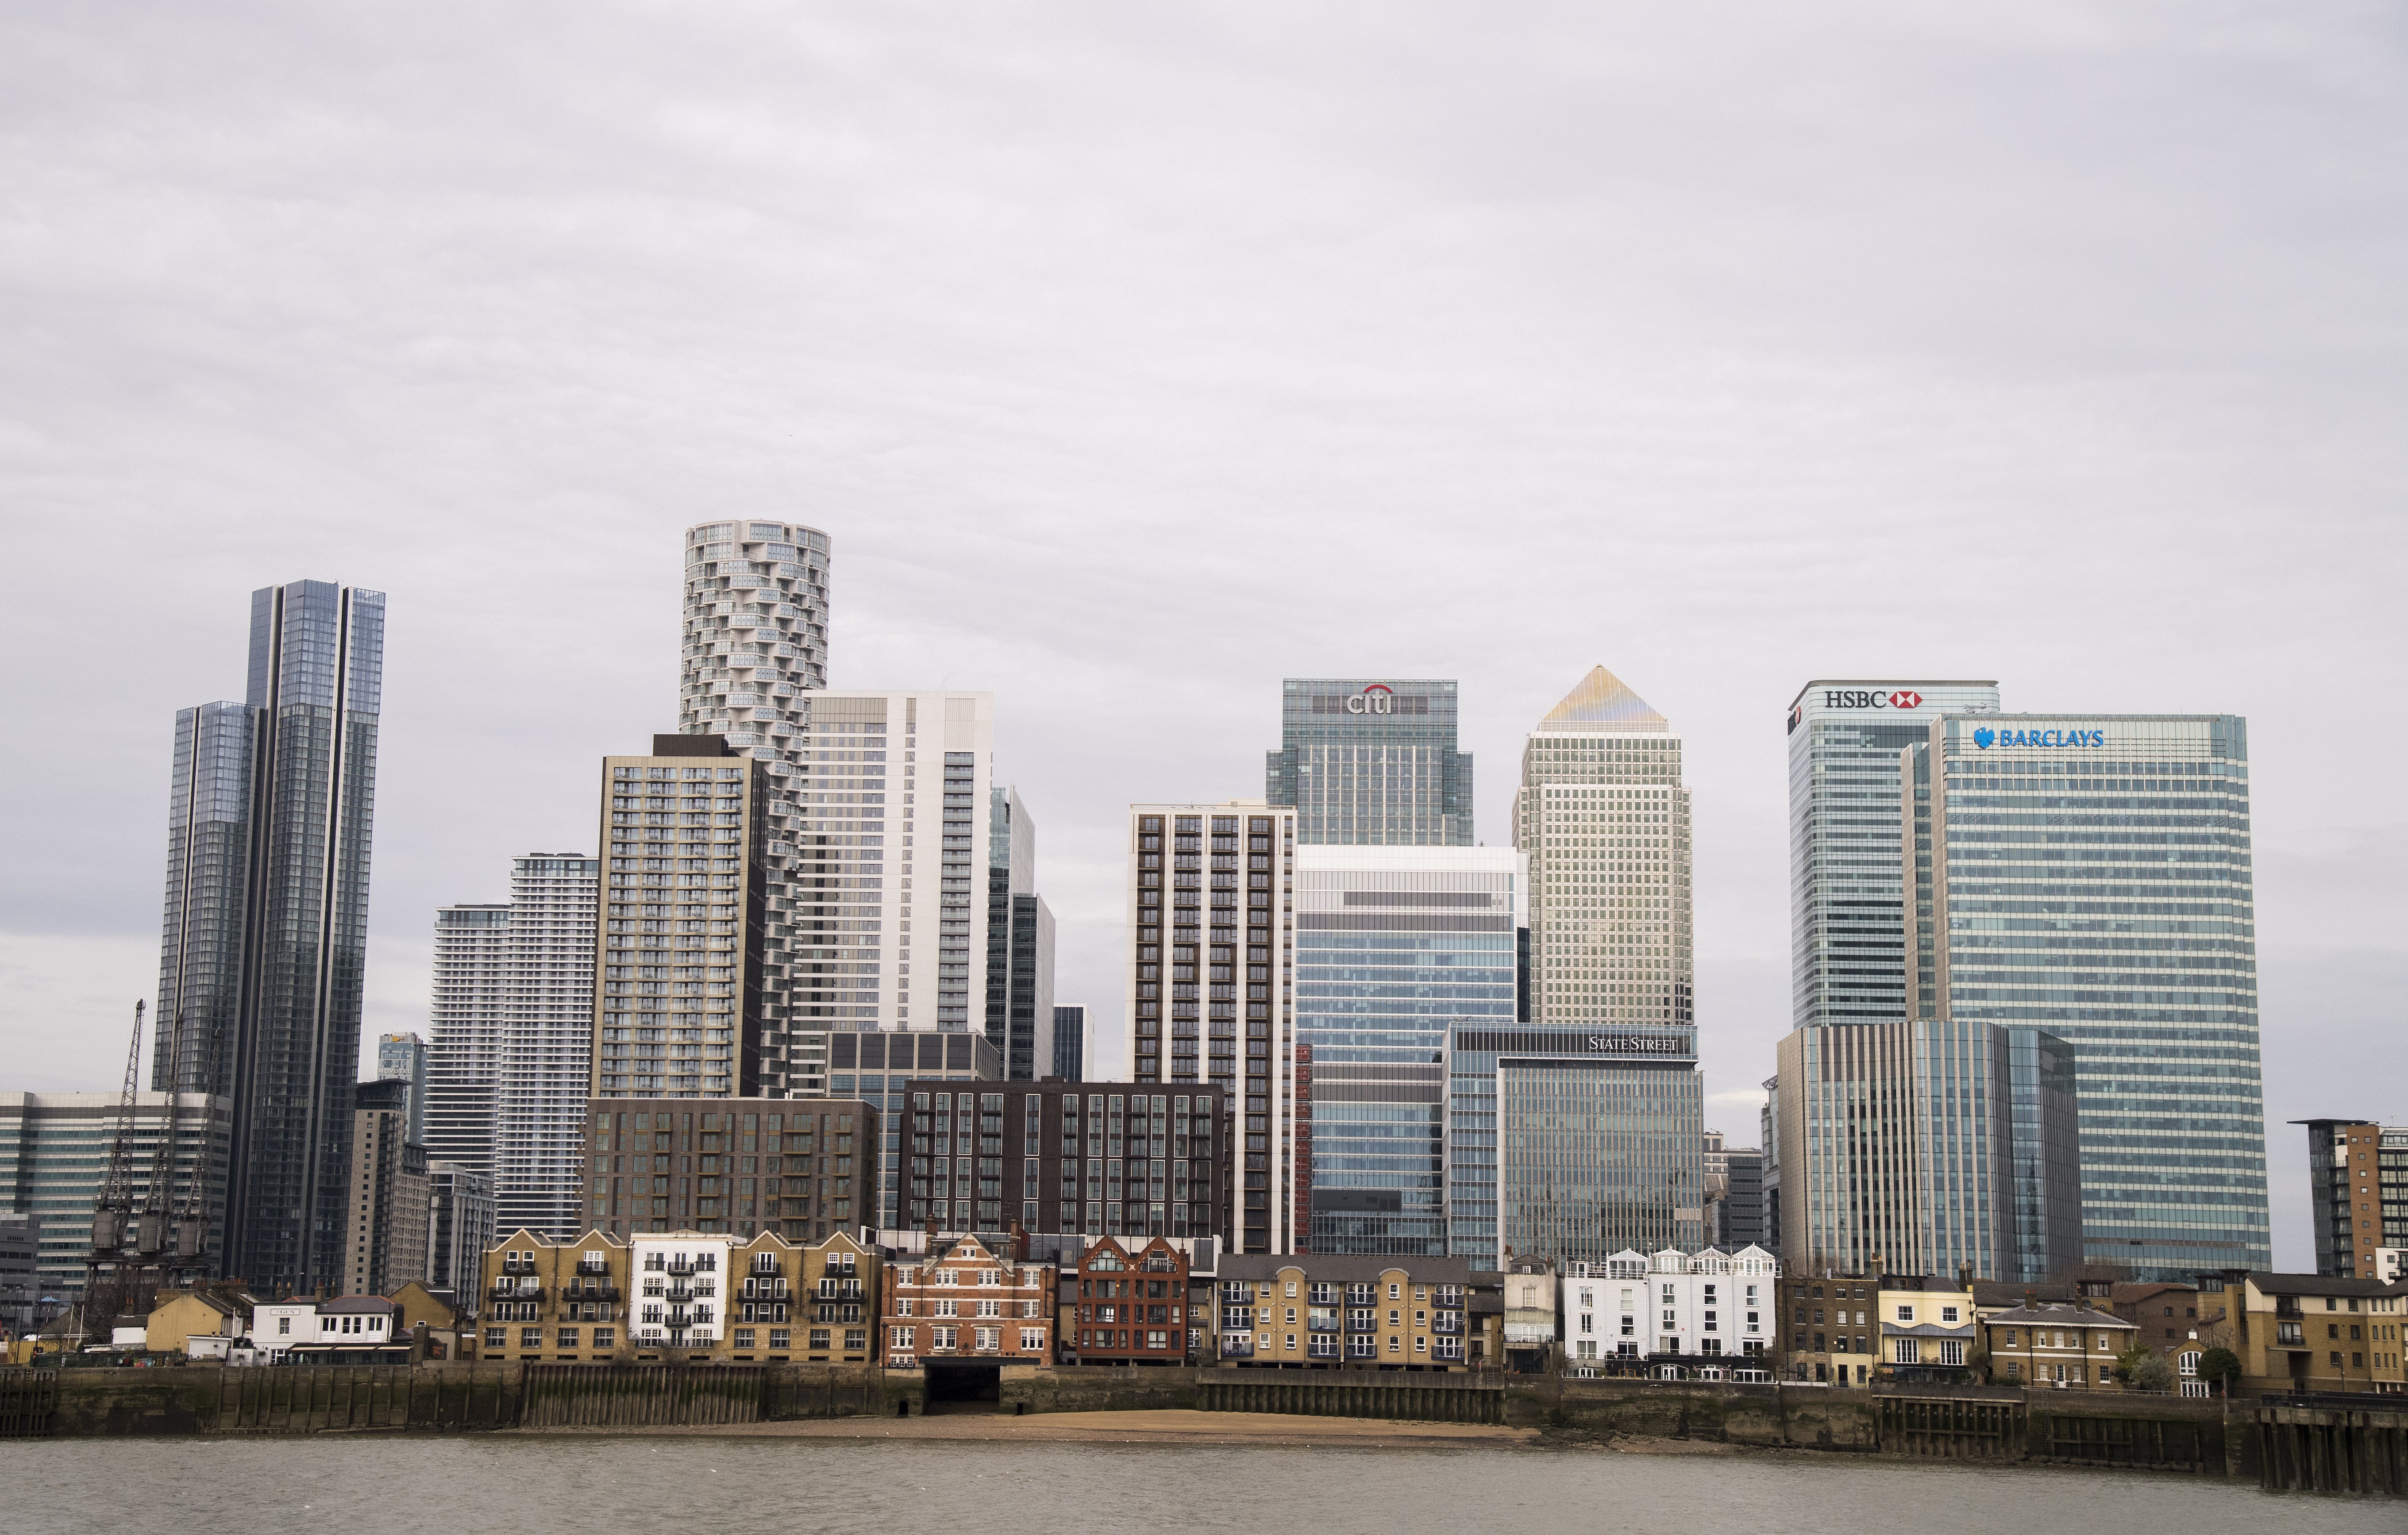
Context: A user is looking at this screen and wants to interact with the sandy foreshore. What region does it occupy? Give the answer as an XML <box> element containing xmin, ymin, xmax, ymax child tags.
<box><xmin>507</xmin><ymin>1407</ymin><xmax>1540</xmax><ymax>1449</ymax></box>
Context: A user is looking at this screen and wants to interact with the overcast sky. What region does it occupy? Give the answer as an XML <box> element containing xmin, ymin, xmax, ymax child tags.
<box><xmin>4</xmin><ymin>3</ymin><xmax>2402</xmax><ymax>1268</ymax></box>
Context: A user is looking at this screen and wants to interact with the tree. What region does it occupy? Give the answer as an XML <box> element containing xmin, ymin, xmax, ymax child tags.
<box><xmin>2197</xmin><ymin>1346</ymin><xmax>2242</xmax><ymax>1395</ymax></box>
<box><xmin>2116</xmin><ymin>1344</ymin><xmax>2172</xmax><ymax>1393</ymax></box>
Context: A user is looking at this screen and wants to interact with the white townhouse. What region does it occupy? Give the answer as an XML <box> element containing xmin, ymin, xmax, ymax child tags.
<box><xmin>1563</xmin><ymin>1246</ymin><xmax>1780</xmax><ymax>1364</ymax></box>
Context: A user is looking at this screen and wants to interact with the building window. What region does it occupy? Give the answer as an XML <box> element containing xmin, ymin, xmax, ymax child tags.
<box><xmin>1021</xmin><ymin>1328</ymin><xmax>1046</xmax><ymax>1351</ymax></box>
<box><xmin>484</xmin><ymin>1328</ymin><xmax>505</xmax><ymax>1348</ymax></box>
<box><xmin>520</xmin><ymin>1328</ymin><xmax>542</xmax><ymax>1349</ymax></box>
<box><xmin>594</xmin><ymin>1329</ymin><xmax>615</xmax><ymax>1348</ymax></box>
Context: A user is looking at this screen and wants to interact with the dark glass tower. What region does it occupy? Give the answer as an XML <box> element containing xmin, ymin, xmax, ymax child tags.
<box><xmin>154</xmin><ymin>580</ymin><xmax>385</xmax><ymax>1293</ymax></box>
<box><xmin>1267</xmin><ymin>679</ymin><xmax>1473</xmax><ymax>845</ymax></box>
<box><xmin>983</xmin><ymin>787</ymin><xmax>1055</xmax><ymax>1079</ymax></box>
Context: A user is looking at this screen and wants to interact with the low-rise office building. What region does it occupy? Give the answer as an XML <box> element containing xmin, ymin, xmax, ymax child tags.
<box><xmin>1213</xmin><ymin>1255</ymin><xmax>1495</xmax><ymax>1370</ymax></box>
<box><xmin>1981</xmin><ymin>1300</ymin><xmax>2137</xmax><ymax>1389</ymax></box>
<box><xmin>1060</xmin><ymin>1235</ymin><xmax>1193</xmax><ymax>1365</ymax></box>
<box><xmin>1564</xmin><ymin>1246</ymin><xmax>1779</xmax><ymax>1372</ymax></box>
<box><xmin>881</xmin><ymin>1233</ymin><xmax>1055</xmax><ymax>1367</ymax></box>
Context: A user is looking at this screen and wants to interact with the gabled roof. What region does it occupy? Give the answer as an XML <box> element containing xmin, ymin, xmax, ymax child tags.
<box><xmin>1973</xmin><ymin>1279</ymin><xmax>2077</xmax><ymax>1308</ymax></box>
<box><xmin>2111</xmin><ymin>1282</ymin><xmax>2196</xmax><ymax>1305</ymax></box>
<box><xmin>1538</xmin><ymin>666</ymin><xmax>1669</xmax><ymax>733</ymax></box>
<box><xmin>2248</xmin><ymin>1272</ymin><xmax>2405</xmax><ymax>1300</ymax></box>
<box><xmin>1983</xmin><ymin>1301</ymin><xmax>2132</xmax><ymax>1328</ymax></box>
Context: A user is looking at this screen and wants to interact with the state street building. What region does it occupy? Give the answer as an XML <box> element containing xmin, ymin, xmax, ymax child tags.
<box><xmin>1472</xmin><ymin>665</ymin><xmax>1703</xmax><ymax>1267</ymax></box>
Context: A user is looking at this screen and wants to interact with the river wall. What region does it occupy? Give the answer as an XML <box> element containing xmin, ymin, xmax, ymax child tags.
<box><xmin>18</xmin><ymin>1362</ymin><xmax>2396</xmax><ymax>1490</ymax></box>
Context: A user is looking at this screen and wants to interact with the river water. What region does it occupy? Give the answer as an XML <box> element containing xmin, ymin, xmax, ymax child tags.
<box><xmin>6</xmin><ymin>1435</ymin><xmax>2396</xmax><ymax>1534</ymax></box>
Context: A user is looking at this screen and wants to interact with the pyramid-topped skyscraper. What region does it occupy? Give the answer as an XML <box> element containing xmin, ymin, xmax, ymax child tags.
<box><xmin>1449</xmin><ymin>664</ymin><xmax>1701</xmax><ymax>1265</ymax></box>
<box><xmin>1517</xmin><ymin>664</ymin><xmax>1689</xmax><ymax>1029</ymax></box>
<box><xmin>1538</xmin><ymin>664</ymin><xmax>1670</xmax><ymax>731</ymax></box>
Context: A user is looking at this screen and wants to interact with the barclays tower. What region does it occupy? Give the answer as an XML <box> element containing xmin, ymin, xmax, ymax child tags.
<box><xmin>1907</xmin><ymin>712</ymin><xmax>2270</xmax><ymax>1278</ymax></box>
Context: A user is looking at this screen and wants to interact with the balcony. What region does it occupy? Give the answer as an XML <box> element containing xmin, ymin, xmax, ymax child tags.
<box><xmin>1306</xmin><ymin>1339</ymin><xmax>1340</xmax><ymax>1360</ymax></box>
<box><xmin>1345</xmin><ymin>1340</ymin><xmax>1378</xmax><ymax>1360</ymax></box>
<box><xmin>1221</xmin><ymin>1338</ymin><xmax>1255</xmax><ymax>1359</ymax></box>
<box><xmin>1432</xmin><ymin>1316</ymin><xmax>1463</xmax><ymax>1336</ymax></box>
<box><xmin>489</xmin><ymin>1282</ymin><xmax>544</xmax><ymax>1302</ymax></box>
<box><xmin>1433</xmin><ymin>1340</ymin><xmax>1464</xmax><ymax>1362</ymax></box>
<box><xmin>1307</xmin><ymin>1319</ymin><xmax>1340</xmax><ymax>1335</ymax></box>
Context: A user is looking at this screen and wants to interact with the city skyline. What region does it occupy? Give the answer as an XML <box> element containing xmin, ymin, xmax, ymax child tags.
<box><xmin>4</xmin><ymin>564</ymin><xmax>2378</xmax><ymax>1276</ymax></box>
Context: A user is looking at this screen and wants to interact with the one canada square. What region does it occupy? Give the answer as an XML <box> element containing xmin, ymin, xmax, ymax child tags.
<box><xmin>1487</xmin><ymin>666</ymin><xmax>1703</xmax><ymax>1264</ymax></box>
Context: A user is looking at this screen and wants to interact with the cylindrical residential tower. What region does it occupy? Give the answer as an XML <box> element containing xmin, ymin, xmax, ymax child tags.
<box><xmin>678</xmin><ymin>521</ymin><xmax>833</xmax><ymax>1094</ymax></box>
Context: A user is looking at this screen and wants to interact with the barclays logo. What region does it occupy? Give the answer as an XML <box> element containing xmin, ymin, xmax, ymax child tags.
<box><xmin>1973</xmin><ymin>726</ymin><xmax>2104</xmax><ymax>750</ymax></box>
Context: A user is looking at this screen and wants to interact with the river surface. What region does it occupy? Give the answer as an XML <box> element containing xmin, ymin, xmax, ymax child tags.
<box><xmin>5</xmin><ymin>1434</ymin><xmax>2396</xmax><ymax>1534</ymax></box>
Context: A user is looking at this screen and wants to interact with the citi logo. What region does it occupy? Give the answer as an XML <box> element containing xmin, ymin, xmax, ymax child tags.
<box><xmin>1822</xmin><ymin>689</ymin><xmax>1922</xmax><ymax>711</ymax></box>
<box><xmin>1346</xmin><ymin>685</ymin><xmax>1396</xmax><ymax>716</ymax></box>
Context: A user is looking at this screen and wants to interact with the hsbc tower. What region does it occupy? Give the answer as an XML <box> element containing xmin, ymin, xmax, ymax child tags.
<box><xmin>1786</xmin><ymin>679</ymin><xmax>2000</xmax><ymax>1029</ymax></box>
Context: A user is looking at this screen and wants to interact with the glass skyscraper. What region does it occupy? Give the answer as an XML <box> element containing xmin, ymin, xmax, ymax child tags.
<box><xmin>984</xmin><ymin>787</ymin><xmax>1056</xmax><ymax>1080</ymax></box>
<box><xmin>1291</xmin><ymin>845</ymin><xmax>1522</xmax><ymax>1255</ymax></box>
<box><xmin>1267</xmin><ymin>678</ymin><xmax>1474</xmax><ymax>844</ymax></box>
<box><xmin>1774</xmin><ymin>1018</ymin><xmax>2079</xmax><ymax>1282</ymax></box>
<box><xmin>1910</xmin><ymin>712</ymin><xmax>2269</xmax><ymax>1278</ymax></box>
<box><xmin>1474</xmin><ymin>665</ymin><xmax>1704</xmax><ymax>1266</ymax></box>
<box><xmin>1787</xmin><ymin>680</ymin><xmax>2000</xmax><ymax>1028</ymax></box>
<box><xmin>154</xmin><ymin>579</ymin><xmax>385</xmax><ymax>1293</ymax></box>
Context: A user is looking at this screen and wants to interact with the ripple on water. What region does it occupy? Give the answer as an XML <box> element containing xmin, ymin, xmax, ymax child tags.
<box><xmin>4</xmin><ymin>1435</ymin><xmax>2400</xmax><ymax>1535</ymax></box>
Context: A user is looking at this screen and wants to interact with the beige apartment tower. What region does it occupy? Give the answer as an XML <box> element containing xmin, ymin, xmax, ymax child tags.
<box><xmin>1125</xmin><ymin>799</ymin><xmax>1299</xmax><ymax>1254</ymax></box>
<box><xmin>592</xmin><ymin>735</ymin><xmax>771</xmax><ymax>1100</ymax></box>
<box><xmin>343</xmin><ymin>1079</ymin><xmax>431</xmax><ymax>1296</ymax></box>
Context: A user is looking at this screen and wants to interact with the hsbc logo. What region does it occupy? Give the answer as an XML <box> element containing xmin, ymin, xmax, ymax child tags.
<box><xmin>1822</xmin><ymin>689</ymin><xmax>1923</xmax><ymax>711</ymax></box>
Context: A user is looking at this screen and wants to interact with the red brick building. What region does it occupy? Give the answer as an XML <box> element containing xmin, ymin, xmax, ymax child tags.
<box><xmin>1061</xmin><ymin>1235</ymin><xmax>1193</xmax><ymax>1365</ymax></box>
<box><xmin>880</xmin><ymin>1234</ymin><xmax>1056</xmax><ymax>1368</ymax></box>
